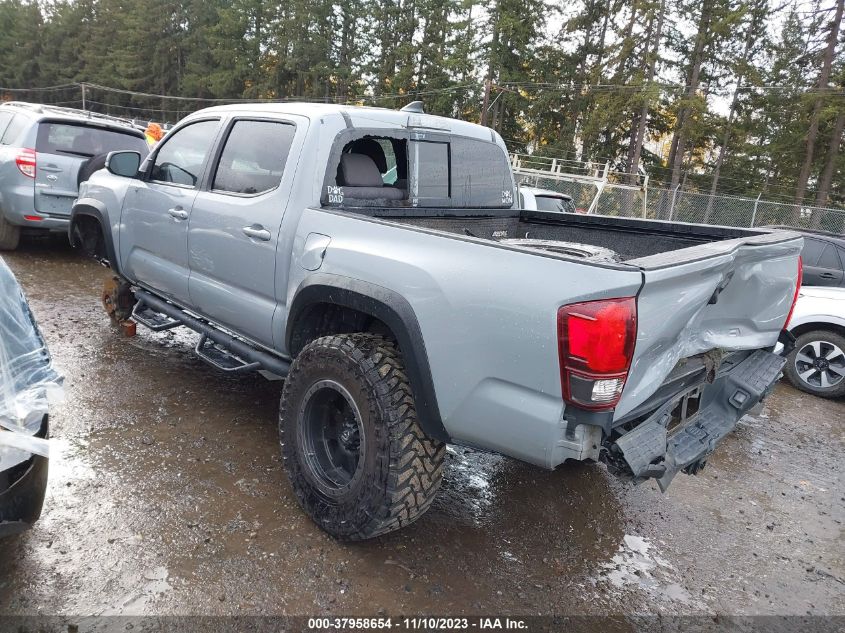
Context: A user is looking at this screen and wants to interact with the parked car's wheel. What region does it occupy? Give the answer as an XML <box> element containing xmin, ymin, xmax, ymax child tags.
<box><xmin>280</xmin><ymin>333</ymin><xmax>446</xmax><ymax>540</ymax></box>
<box><xmin>0</xmin><ymin>213</ymin><xmax>20</xmax><ymax>251</ymax></box>
<box><xmin>784</xmin><ymin>330</ymin><xmax>845</xmax><ymax>398</ymax></box>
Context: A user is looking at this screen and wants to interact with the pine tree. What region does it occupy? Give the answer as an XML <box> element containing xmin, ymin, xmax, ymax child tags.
<box><xmin>0</xmin><ymin>0</ymin><xmax>44</xmax><ymax>88</ymax></box>
<box><xmin>794</xmin><ymin>0</ymin><xmax>843</xmax><ymax>222</ymax></box>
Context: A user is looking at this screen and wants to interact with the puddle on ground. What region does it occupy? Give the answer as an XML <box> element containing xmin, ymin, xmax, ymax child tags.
<box><xmin>102</xmin><ymin>566</ymin><xmax>172</xmax><ymax>615</ymax></box>
<box><xmin>596</xmin><ymin>534</ymin><xmax>700</xmax><ymax>608</ymax></box>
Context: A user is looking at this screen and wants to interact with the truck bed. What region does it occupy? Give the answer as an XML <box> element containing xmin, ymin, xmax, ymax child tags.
<box><xmin>354</xmin><ymin>207</ymin><xmax>789</xmax><ymax>265</ymax></box>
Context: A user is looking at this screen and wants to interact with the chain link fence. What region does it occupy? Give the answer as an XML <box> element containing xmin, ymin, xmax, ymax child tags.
<box><xmin>516</xmin><ymin>171</ymin><xmax>845</xmax><ymax>234</ymax></box>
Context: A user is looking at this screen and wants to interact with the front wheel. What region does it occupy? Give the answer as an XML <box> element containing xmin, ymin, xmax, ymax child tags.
<box><xmin>784</xmin><ymin>330</ymin><xmax>845</xmax><ymax>399</ymax></box>
<box><xmin>279</xmin><ymin>334</ymin><xmax>446</xmax><ymax>540</ymax></box>
<box><xmin>0</xmin><ymin>213</ymin><xmax>20</xmax><ymax>251</ymax></box>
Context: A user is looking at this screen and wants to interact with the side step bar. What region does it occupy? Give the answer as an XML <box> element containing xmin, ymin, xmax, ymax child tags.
<box><xmin>132</xmin><ymin>302</ymin><xmax>183</xmax><ymax>331</ymax></box>
<box><xmin>132</xmin><ymin>289</ymin><xmax>291</xmax><ymax>377</ymax></box>
<box><xmin>195</xmin><ymin>334</ymin><xmax>261</xmax><ymax>373</ymax></box>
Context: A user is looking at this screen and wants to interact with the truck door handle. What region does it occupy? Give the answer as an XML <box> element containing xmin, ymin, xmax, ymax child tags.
<box><xmin>819</xmin><ymin>272</ymin><xmax>837</xmax><ymax>279</ymax></box>
<box><xmin>168</xmin><ymin>207</ymin><xmax>188</xmax><ymax>220</ymax></box>
<box><xmin>242</xmin><ymin>225</ymin><xmax>271</xmax><ymax>241</ymax></box>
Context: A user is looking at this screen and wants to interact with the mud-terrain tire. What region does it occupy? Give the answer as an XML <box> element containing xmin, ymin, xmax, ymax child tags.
<box><xmin>0</xmin><ymin>213</ymin><xmax>20</xmax><ymax>251</ymax></box>
<box><xmin>784</xmin><ymin>329</ymin><xmax>845</xmax><ymax>399</ymax></box>
<box><xmin>280</xmin><ymin>334</ymin><xmax>446</xmax><ymax>540</ymax></box>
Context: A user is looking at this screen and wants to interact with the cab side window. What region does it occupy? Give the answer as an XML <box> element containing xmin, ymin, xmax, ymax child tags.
<box><xmin>150</xmin><ymin>120</ymin><xmax>219</xmax><ymax>187</ymax></box>
<box><xmin>212</xmin><ymin>120</ymin><xmax>295</xmax><ymax>195</ymax></box>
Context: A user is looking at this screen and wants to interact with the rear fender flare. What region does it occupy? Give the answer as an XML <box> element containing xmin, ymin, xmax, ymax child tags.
<box><xmin>286</xmin><ymin>275</ymin><xmax>450</xmax><ymax>442</ymax></box>
<box><xmin>69</xmin><ymin>200</ymin><xmax>119</xmax><ymax>272</ymax></box>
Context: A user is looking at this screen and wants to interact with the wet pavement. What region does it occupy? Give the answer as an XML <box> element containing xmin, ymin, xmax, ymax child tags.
<box><xmin>0</xmin><ymin>235</ymin><xmax>843</xmax><ymax>618</ymax></box>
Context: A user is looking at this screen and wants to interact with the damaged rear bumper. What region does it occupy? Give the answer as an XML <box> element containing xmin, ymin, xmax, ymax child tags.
<box><xmin>608</xmin><ymin>349</ymin><xmax>785</xmax><ymax>490</ymax></box>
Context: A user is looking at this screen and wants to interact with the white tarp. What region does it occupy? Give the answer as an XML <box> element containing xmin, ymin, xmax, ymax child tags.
<box><xmin>0</xmin><ymin>257</ymin><xmax>63</xmax><ymax>469</ymax></box>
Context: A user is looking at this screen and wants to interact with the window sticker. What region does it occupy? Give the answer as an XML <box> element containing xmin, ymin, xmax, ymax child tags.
<box><xmin>327</xmin><ymin>185</ymin><xmax>344</xmax><ymax>204</ymax></box>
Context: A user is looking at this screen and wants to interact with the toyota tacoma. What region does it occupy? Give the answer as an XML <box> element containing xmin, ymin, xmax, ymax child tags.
<box><xmin>69</xmin><ymin>103</ymin><xmax>803</xmax><ymax>540</ymax></box>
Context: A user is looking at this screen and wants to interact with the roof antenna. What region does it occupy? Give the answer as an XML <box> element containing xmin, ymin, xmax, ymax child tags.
<box><xmin>400</xmin><ymin>101</ymin><xmax>424</xmax><ymax>114</ymax></box>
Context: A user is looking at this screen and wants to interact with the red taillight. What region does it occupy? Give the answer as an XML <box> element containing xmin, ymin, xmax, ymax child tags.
<box><xmin>784</xmin><ymin>256</ymin><xmax>803</xmax><ymax>329</ymax></box>
<box><xmin>557</xmin><ymin>297</ymin><xmax>637</xmax><ymax>410</ymax></box>
<box><xmin>15</xmin><ymin>148</ymin><xmax>36</xmax><ymax>178</ymax></box>
<box><xmin>23</xmin><ymin>215</ymin><xmax>43</xmax><ymax>221</ymax></box>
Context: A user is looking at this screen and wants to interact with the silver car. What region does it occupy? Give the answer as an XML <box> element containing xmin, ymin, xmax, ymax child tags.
<box><xmin>0</xmin><ymin>102</ymin><xmax>148</xmax><ymax>250</ymax></box>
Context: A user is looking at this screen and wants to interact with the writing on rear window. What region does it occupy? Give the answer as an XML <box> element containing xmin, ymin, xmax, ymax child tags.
<box><xmin>327</xmin><ymin>185</ymin><xmax>343</xmax><ymax>204</ymax></box>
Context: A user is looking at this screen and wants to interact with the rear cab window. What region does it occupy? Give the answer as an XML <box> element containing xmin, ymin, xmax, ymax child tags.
<box><xmin>323</xmin><ymin>128</ymin><xmax>514</xmax><ymax>209</ymax></box>
<box><xmin>36</xmin><ymin>122</ymin><xmax>148</xmax><ymax>158</ymax></box>
<box><xmin>412</xmin><ymin>140</ymin><xmax>450</xmax><ymax>200</ymax></box>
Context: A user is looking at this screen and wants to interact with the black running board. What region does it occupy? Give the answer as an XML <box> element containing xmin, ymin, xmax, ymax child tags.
<box><xmin>195</xmin><ymin>333</ymin><xmax>261</xmax><ymax>373</ymax></box>
<box><xmin>132</xmin><ymin>289</ymin><xmax>290</xmax><ymax>377</ymax></box>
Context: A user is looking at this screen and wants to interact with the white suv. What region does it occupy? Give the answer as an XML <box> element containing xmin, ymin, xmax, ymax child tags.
<box><xmin>782</xmin><ymin>286</ymin><xmax>845</xmax><ymax>399</ymax></box>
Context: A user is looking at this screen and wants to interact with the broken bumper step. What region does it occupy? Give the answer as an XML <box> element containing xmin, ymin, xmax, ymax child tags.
<box><xmin>613</xmin><ymin>350</ymin><xmax>785</xmax><ymax>491</ymax></box>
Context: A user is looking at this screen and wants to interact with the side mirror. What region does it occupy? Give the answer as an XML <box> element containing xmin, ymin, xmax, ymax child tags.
<box><xmin>105</xmin><ymin>151</ymin><xmax>141</xmax><ymax>178</ymax></box>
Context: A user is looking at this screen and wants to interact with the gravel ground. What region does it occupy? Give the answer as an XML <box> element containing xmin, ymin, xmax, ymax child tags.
<box><xmin>0</xmin><ymin>236</ymin><xmax>842</xmax><ymax>623</ymax></box>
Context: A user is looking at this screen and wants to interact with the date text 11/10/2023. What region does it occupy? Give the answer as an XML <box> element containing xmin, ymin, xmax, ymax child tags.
<box><xmin>307</xmin><ymin>617</ymin><xmax>529</xmax><ymax>630</ymax></box>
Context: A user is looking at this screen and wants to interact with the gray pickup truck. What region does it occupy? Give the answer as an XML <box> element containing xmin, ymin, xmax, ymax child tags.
<box><xmin>69</xmin><ymin>103</ymin><xmax>803</xmax><ymax>540</ymax></box>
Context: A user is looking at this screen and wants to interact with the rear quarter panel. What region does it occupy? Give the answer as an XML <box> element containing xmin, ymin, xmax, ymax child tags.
<box><xmin>286</xmin><ymin>208</ymin><xmax>643</xmax><ymax>467</ymax></box>
<box><xmin>0</xmin><ymin>151</ymin><xmax>35</xmax><ymax>225</ymax></box>
<box><xmin>0</xmin><ymin>126</ymin><xmax>36</xmax><ymax>225</ymax></box>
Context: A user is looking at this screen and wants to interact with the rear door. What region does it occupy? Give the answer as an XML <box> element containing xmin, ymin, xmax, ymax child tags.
<box><xmin>34</xmin><ymin>121</ymin><xmax>147</xmax><ymax>218</ymax></box>
<box><xmin>120</xmin><ymin>118</ymin><xmax>221</xmax><ymax>304</ymax></box>
<box><xmin>801</xmin><ymin>237</ymin><xmax>844</xmax><ymax>287</ymax></box>
<box><xmin>187</xmin><ymin>116</ymin><xmax>303</xmax><ymax>347</ymax></box>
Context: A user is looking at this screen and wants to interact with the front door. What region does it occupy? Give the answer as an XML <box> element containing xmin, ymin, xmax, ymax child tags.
<box><xmin>119</xmin><ymin>119</ymin><xmax>220</xmax><ymax>304</ymax></box>
<box><xmin>187</xmin><ymin>117</ymin><xmax>301</xmax><ymax>347</ymax></box>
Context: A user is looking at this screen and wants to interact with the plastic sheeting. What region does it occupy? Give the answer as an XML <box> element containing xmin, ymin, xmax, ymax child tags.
<box><xmin>0</xmin><ymin>257</ymin><xmax>63</xmax><ymax>470</ymax></box>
